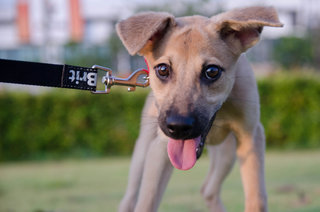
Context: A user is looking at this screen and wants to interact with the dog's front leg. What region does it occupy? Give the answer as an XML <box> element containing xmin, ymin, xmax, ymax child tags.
<box><xmin>118</xmin><ymin>125</ymin><xmax>157</xmax><ymax>212</ymax></box>
<box><xmin>201</xmin><ymin>133</ymin><xmax>237</xmax><ymax>212</ymax></box>
<box><xmin>236</xmin><ymin>123</ymin><xmax>267</xmax><ymax>212</ymax></box>
<box><xmin>134</xmin><ymin>134</ymin><xmax>173</xmax><ymax>212</ymax></box>
<box><xmin>119</xmin><ymin>95</ymin><xmax>159</xmax><ymax>212</ymax></box>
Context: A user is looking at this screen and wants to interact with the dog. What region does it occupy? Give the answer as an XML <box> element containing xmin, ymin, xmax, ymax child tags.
<box><xmin>116</xmin><ymin>6</ymin><xmax>283</xmax><ymax>212</ymax></box>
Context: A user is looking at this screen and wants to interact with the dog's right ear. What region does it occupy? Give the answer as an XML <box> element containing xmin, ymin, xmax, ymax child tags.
<box><xmin>116</xmin><ymin>12</ymin><xmax>175</xmax><ymax>55</ymax></box>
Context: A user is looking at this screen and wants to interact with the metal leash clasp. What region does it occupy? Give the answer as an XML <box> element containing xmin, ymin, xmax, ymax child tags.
<box><xmin>91</xmin><ymin>65</ymin><xmax>149</xmax><ymax>94</ymax></box>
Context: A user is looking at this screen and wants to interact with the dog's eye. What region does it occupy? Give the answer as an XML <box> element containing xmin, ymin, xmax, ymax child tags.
<box><xmin>202</xmin><ymin>65</ymin><xmax>223</xmax><ymax>82</ymax></box>
<box><xmin>154</xmin><ymin>63</ymin><xmax>170</xmax><ymax>80</ymax></box>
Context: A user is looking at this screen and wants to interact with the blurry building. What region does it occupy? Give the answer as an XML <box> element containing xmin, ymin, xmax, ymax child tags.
<box><xmin>0</xmin><ymin>0</ymin><xmax>116</xmax><ymax>63</ymax></box>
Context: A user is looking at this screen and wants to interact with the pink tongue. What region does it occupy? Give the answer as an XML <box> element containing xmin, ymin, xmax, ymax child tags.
<box><xmin>167</xmin><ymin>136</ymin><xmax>201</xmax><ymax>170</ymax></box>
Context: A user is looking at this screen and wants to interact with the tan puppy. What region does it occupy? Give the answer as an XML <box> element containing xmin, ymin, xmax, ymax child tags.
<box><xmin>116</xmin><ymin>6</ymin><xmax>283</xmax><ymax>212</ymax></box>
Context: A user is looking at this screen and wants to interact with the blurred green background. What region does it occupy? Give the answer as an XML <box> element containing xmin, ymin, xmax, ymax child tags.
<box><xmin>1</xmin><ymin>74</ymin><xmax>320</xmax><ymax>161</ymax></box>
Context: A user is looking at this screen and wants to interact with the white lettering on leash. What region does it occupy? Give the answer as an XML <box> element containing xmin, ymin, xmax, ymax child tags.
<box><xmin>68</xmin><ymin>70</ymin><xmax>97</xmax><ymax>86</ymax></box>
<box><xmin>87</xmin><ymin>73</ymin><xmax>97</xmax><ymax>86</ymax></box>
<box><xmin>68</xmin><ymin>70</ymin><xmax>75</xmax><ymax>82</ymax></box>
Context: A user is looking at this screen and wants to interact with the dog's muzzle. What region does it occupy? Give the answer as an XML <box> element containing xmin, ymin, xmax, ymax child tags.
<box><xmin>159</xmin><ymin>110</ymin><xmax>218</xmax><ymax>170</ymax></box>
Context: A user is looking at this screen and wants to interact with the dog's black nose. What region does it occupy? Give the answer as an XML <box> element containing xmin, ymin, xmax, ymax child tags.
<box><xmin>166</xmin><ymin>115</ymin><xmax>195</xmax><ymax>139</ymax></box>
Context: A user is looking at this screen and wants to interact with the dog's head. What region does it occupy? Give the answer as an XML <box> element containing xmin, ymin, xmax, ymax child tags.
<box><xmin>116</xmin><ymin>7</ymin><xmax>282</xmax><ymax>170</ymax></box>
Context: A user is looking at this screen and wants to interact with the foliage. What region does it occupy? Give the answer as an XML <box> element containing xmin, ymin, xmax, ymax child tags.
<box><xmin>0</xmin><ymin>89</ymin><xmax>147</xmax><ymax>161</ymax></box>
<box><xmin>259</xmin><ymin>73</ymin><xmax>320</xmax><ymax>149</ymax></box>
<box><xmin>272</xmin><ymin>36</ymin><xmax>314</xmax><ymax>69</ymax></box>
<box><xmin>0</xmin><ymin>74</ymin><xmax>320</xmax><ymax>161</ymax></box>
<box><xmin>64</xmin><ymin>42</ymin><xmax>112</xmax><ymax>68</ymax></box>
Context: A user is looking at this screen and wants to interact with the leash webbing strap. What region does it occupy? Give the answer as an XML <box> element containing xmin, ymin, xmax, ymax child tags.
<box><xmin>0</xmin><ymin>58</ymin><xmax>98</xmax><ymax>91</ymax></box>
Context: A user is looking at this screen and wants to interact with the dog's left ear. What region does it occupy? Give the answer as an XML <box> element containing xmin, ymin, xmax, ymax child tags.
<box><xmin>213</xmin><ymin>6</ymin><xmax>283</xmax><ymax>54</ymax></box>
<box><xmin>116</xmin><ymin>12</ymin><xmax>175</xmax><ymax>55</ymax></box>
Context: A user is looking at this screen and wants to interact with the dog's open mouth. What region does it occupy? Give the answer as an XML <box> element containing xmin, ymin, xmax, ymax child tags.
<box><xmin>167</xmin><ymin>113</ymin><xmax>216</xmax><ymax>170</ymax></box>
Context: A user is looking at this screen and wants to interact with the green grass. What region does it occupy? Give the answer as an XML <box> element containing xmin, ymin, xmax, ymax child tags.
<box><xmin>0</xmin><ymin>151</ymin><xmax>320</xmax><ymax>212</ymax></box>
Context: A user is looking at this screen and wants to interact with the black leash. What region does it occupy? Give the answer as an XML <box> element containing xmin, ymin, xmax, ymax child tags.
<box><xmin>0</xmin><ymin>58</ymin><xmax>149</xmax><ymax>93</ymax></box>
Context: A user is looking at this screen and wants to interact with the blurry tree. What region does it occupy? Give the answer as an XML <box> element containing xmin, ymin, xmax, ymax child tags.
<box><xmin>107</xmin><ymin>31</ymin><xmax>129</xmax><ymax>73</ymax></box>
<box><xmin>310</xmin><ymin>27</ymin><xmax>320</xmax><ymax>69</ymax></box>
<box><xmin>64</xmin><ymin>41</ymin><xmax>112</xmax><ymax>68</ymax></box>
<box><xmin>272</xmin><ymin>36</ymin><xmax>315</xmax><ymax>69</ymax></box>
